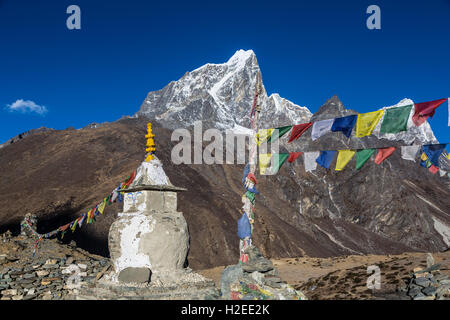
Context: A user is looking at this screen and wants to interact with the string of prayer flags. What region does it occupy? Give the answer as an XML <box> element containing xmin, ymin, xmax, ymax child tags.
<box><xmin>422</xmin><ymin>144</ymin><xmax>447</xmax><ymax>167</ymax></box>
<box><xmin>288</xmin><ymin>152</ymin><xmax>303</xmax><ymax>163</ymax></box>
<box><xmin>412</xmin><ymin>98</ymin><xmax>447</xmax><ymax>127</ymax></box>
<box><xmin>356</xmin><ymin>149</ymin><xmax>376</xmax><ymax>170</ymax></box>
<box><xmin>311</xmin><ymin>119</ymin><xmax>334</xmax><ymax>141</ymax></box>
<box><xmin>331</xmin><ymin>115</ymin><xmax>357</xmax><ymax>138</ymax></box>
<box><xmin>288</xmin><ymin>123</ymin><xmax>313</xmax><ymax>142</ymax></box>
<box><xmin>304</xmin><ymin>151</ymin><xmax>320</xmax><ymax>172</ymax></box>
<box><xmin>380</xmin><ymin>105</ymin><xmax>412</xmax><ymax>134</ymax></box>
<box><xmin>448</xmin><ymin>98</ymin><xmax>450</xmax><ymax>126</ymax></box>
<box><xmin>316</xmin><ymin>150</ymin><xmax>336</xmax><ymax>169</ymax></box>
<box><xmin>401</xmin><ymin>145</ymin><xmax>421</xmax><ymax>162</ymax></box>
<box><xmin>356</xmin><ymin>110</ymin><xmax>385</xmax><ymax>137</ymax></box>
<box><xmin>335</xmin><ymin>150</ymin><xmax>356</xmax><ymax>171</ymax></box>
<box><xmin>374</xmin><ymin>147</ymin><xmax>396</xmax><ymax>165</ymax></box>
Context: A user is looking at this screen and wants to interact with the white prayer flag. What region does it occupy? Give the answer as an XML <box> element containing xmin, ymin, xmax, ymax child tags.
<box><xmin>401</xmin><ymin>145</ymin><xmax>420</xmax><ymax>162</ymax></box>
<box><xmin>304</xmin><ymin>151</ymin><xmax>320</xmax><ymax>172</ymax></box>
<box><xmin>311</xmin><ymin>119</ymin><xmax>334</xmax><ymax>141</ymax></box>
<box><xmin>439</xmin><ymin>169</ymin><xmax>446</xmax><ymax>177</ymax></box>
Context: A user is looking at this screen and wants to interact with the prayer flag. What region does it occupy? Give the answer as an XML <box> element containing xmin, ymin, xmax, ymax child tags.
<box><xmin>316</xmin><ymin>150</ymin><xmax>336</xmax><ymax>169</ymax></box>
<box><xmin>380</xmin><ymin>105</ymin><xmax>412</xmax><ymax>134</ymax></box>
<box><xmin>259</xmin><ymin>153</ymin><xmax>273</xmax><ymax>175</ymax></box>
<box><xmin>311</xmin><ymin>119</ymin><xmax>334</xmax><ymax>141</ymax></box>
<box><xmin>268</xmin><ymin>126</ymin><xmax>292</xmax><ymax>143</ymax></box>
<box><xmin>288</xmin><ymin>152</ymin><xmax>302</xmax><ymax>163</ymax></box>
<box><xmin>288</xmin><ymin>122</ymin><xmax>313</xmax><ymax>142</ymax></box>
<box><xmin>237</xmin><ymin>213</ymin><xmax>252</xmax><ymax>240</ymax></box>
<box><xmin>256</xmin><ymin>129</ymin><xmax>275</xmax><ymax>146</ymax></box>
<box><xmin>422</xmin><ymin>144</ymin><xmax>447</xmax><ymax>167</ymax></box>
<box><xmin>304</xmin><ymin>151</ymin><xmax>320</xmax><ymax>172</ymax></box>
<box><xmin>429</xmin><ymin>165</ymin><xmax>439</xmax><ymax>174</ymax></box>
<box><xmin>374</xmin><ymin>147</ymin><xmax>396</xmax><ymax>164</ymax></box>
<box><xmin>98</xmin><ymin>200</ymin><xmax>107</xmax><ymax>215</ymax></box>
<box><xmin>336</xmin><ymin>150</ymin><xmax>356</xmax><ymax>171</ymax></box>
<box><xmin>412</xmin><ymin>98</ymin><xmax>447</xmax><ymax>126</ymax></box>
<box><xmin>356</xmin><ymin>149</ymin><xmax>375</xmax><ymax>170</ymax></box>
<box><xmin>271</xmin><ymin>153</ymin><xmax>290</xmax><ymax>174</ymax></box>
<box><xmin>356</xmin><ymin>110</ymin><xmax>385</xmax><ymax>137</ymax></box>
<box><xmin>401</xmin><ymin>145</ymin><xmax>420</xmax><ymax>162</ymax></box>
<box><xmin>331</xmin><ymin>115</ymin><xmax>357</xmax><ymax>138</ymax></box>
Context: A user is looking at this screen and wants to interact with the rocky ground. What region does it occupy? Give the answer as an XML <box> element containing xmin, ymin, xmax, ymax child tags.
<box><xmin>1</xmin><ymin>230</ymin><xmax>449</xmax><ymax>300</ymax></box>
<box><xmin>0</xmin><ymin>231</ymin><xmax>110</xmax><ymax>300</ymax></box>
<box><xmin>200</xmin><ymin>251</ymin><xmax>450</xmax><ymax>300</ymax></box>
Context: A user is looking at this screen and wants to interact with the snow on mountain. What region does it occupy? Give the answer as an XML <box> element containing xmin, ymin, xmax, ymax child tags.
<box><xmin>135</xmin><ymin>49</ymin><xmax>312</xmax><ymax>130</ymax></box>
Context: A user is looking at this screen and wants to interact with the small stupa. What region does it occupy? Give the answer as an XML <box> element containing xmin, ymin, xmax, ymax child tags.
<box><xmin>108</xmin><ymin>123</ymin><xmax>188</xmax><ymax>283</ymax></box>
<box><xmin>76</xmin><ymin>123</ymin><xmax>219</xmax><ymax>299</ymax></box>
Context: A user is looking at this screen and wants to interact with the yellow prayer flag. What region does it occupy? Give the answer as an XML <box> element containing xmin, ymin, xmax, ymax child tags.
<box><xmin>447</xmin><ymin>153</ymin><xmax>450</xmax><ymax>160</ymax></box>
<box><xmin>259</xmin><ymin>153</ymin><xmax>273</xmax><ymax>175</ymax></box>
<box><xmin>335</xmin><ymin>150</ymin><xmax>356</xmax><ymax>171</ymax></box>
<box><xmin>98</xmin><ymin>200</ymin><xmax>107</xmax><ymax>215</ymax></box>
<box><xmin>356</xmin><ymin>110</ymin><xmax>385</xmax><ymax>137</ymax></box>
<box><xmin>256</xmin><ymin>129</ymin><xmax>274</xmax><ymax>146</ymax></box>
<box><xmin>421</xmin><ymin>152</ymin><xmax>428</xmax><ymax>161</ymax></box>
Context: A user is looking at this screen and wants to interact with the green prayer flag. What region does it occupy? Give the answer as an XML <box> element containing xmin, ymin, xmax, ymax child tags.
<box><xmin>271</xmin><ymin>153</ymin><xmax>290</xmax><ymax>174</ymax></box>
<box><xmin>380</xmin><ymin>105</ymin><xmax>412</xmax><ymax>134</ymax></box>
<box><xmin>246</xmin><ymin>191</ymin><xmax>255</xmax><ymax>203</ymax></box>
<box><xmin>356</xmin><ymin>149</ymin><xmax>375</xmax><ymax>170</ymax></box>
<box><xmin>268</xmin><ymin>126</ymin><xmax>292</xmax><ymax>143</ymax></box>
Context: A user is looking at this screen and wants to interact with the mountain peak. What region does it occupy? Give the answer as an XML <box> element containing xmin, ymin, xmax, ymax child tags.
<box><xmin>135</xmin><ymin>50</ymin><xmax>312</xmax><ymax>129</ymax></box>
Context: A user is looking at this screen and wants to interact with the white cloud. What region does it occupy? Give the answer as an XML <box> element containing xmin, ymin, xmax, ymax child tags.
<box><xmin>6</xmin><ymin>99</ymin><xmax>48</xmax><ymax>115</ymax></box>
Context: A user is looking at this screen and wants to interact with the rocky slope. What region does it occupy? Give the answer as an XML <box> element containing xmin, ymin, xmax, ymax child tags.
<box><xmin>0</xmin><ymin>50</ymin><xmax>449</xmax><ymax>271</ymax></box>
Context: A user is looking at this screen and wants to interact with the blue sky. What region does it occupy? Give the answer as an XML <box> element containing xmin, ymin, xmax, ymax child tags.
<box><xmin>0</xmin><ymin>0</ymin><xmax>449</xmax><ymax>143</ymax></box>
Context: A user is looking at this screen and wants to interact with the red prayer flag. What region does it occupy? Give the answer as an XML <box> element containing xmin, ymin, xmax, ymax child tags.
<box><xmin>428</xmin><ymin>165</ymin><xmax>439</xmax><ymax>174</ymax></box>
<box><xmin>374</xmin><ymin>147</ymin><xmax>396</xmax><ymax>164</ymax></box>
<box><xmin>288</xmin><ymin>122</ymin><xmax>313</xmax><ymax>143</ymax></box>
<box><xmin>412</xmin><ymin>98</ymin><xmax>447</xmax><ymax>126</ymax></box>
<box><xmin>247</xmin><ymin>173</ymin><xmax>257</xmax><ymax>184</ymax></box>
<box><xmin>288</xmin><ymin>152</ymin><xmax>303</xmax><ymax>163</ymax></box>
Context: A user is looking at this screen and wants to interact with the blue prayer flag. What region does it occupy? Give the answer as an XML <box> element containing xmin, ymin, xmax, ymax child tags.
<box><xmin>316</xmin><ymin>150</ymin><xmax>337</xmax><ymax>169</ymax></box>
<box><xmin>423</xmin><ymin>144</ymin><xmax>447</xmax><ymax>167</ymax></box>
<box><xmin>237</xmin><ymin>212</ymin><xmax>252</xmax><ymax>239</ymax></box>
<box><xmin>331</xmin><ymin>115</ymin><xmax>357</xmax><ymax>138</ymax></box>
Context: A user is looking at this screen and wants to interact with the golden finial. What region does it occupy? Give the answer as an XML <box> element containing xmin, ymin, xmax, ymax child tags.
<box><xmin>145</xmin><ymin>123</ymin><xmax>155</xmax><ymax>162</ymax></box>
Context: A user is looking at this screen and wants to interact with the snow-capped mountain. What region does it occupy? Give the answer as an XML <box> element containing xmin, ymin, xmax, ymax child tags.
<box><xmin>135</xmin><ymin>49</ymin><xmax>312</xmax><ymax>130</ymax></box>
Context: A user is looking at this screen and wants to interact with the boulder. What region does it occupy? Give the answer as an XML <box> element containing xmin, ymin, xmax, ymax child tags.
<box><xmin>118</xmin><ymin>267</ymin><xmax>151</xmax><ymax>284</ymax></box>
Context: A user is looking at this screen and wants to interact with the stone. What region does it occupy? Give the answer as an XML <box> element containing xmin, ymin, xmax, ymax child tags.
<box><xmin>220</xmin><ymin>264</ymin><xmax>244</xmax><ymax>299</ymax></box>
<box><xmin>422</xmin><ymin>286</ymin><xmax>437</xmax><ymax>296</ymax></box>
<box><xmin>43</xmin><ymin>264</ymin><xmax>59</xmax><ymax>269</ymax></box>
<box><xmin>23</xmin><ymin>273</ymin><xmax>36</xmax><ymax>279</ymax></box>
<box><xmin>77</xmin><ymin>263</ymin><xmax>87</xmax><ymax>270</ymax></box>
<box><xmin>426</xmin><ymin>253</ymin><xmax>435</xmax><ymax>269</ymax></box>
<box><xmin>118</xmin><ymin>267</ymin><xmax>151</xmax><ymax>284</ymax></box>
<box><xmin>12</xmin><ymin>295</ymin><xmax>24</xmax><ymax>300</ymax></box>
<box><xmin>0</xmin><ymin>255</ymin><xmax>7</xmax><ymax>264</ymax></box>
<box><xmin>413</xmin><ymin>267</ymin><xmax>423</xmax><ymax>273</ymax></box>
<box><xmin>241</xmin><ymin>246</ymin><xmax>274</xmax><ymax>273</ymax></box>
<box><xmin>414</xmin><ymin>277</ymin><xmax>431</xmax><ymax>288</ymax></box>
<box><xmin>408</xmin><ymin>286</ymin><xmax>421</xmax><ymax>297</ymax></box>
<box><xmin>66</xmin><ymin>257</ymin><xmax>74</xmax><ymax>265</ymax></box>
<box><xmin>36</xmin><ymin>270</ymin><xmax>49</xmax><ymax>277</ymax></box>
<box><xmin>1</xmin><ymin>289</ymin><xmax>17</xmax><ymax>296</ymax></box>
<box><xmin>45</xmin><ymin>259</ymin><xmax>58</xmax><ymax>265</ymax></box>
<box><xmin>412</xmin><ymin>293</ymin><xmax>426</xmax><ymax>300</ymax></box>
